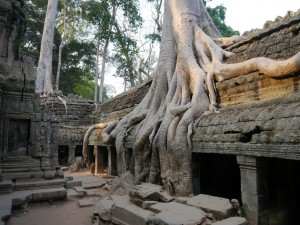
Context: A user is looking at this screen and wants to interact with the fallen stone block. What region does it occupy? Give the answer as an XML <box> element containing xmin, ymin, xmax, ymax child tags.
<box><xmin>110</xmin><ymin>195</ymin><xmax>155</xmax><ymax>225</ymax></box>
<box><xmin>72</xmin><ymin>186</ymin><xmax>87</xmax><ymax>198</ymax></box>
<box><xmin>0</xmin><ymin>199</ymin><xmax>12</xmax><ymax>223</ymax></box>
<box><xmin>142</xmin><ymin>201</ymin><xmax>159</xmax><ymax>210</ymax></box>
<box><xmin>149</xmin><ymin>211</ymin><xmax>197</xmax><ymax>225</ymax></box>
<box><xmin>66</xmin><ymin>180</ymin><xmax>82</xmax><ymax>189</ymax></box>
<box><xmin>110</xmin><ymin>171</ymin><xmax>134</xmax><ymax>196</ymax></box>
<box><xmin>94</xmin><ymin>196</ymin><xmax>114</xmax><ymax>221</ymax></box>
<box><xmin>212</xmin><ymin>217</ymin><xmax>247</xmax><ymax>225</ymax></box>
<box><xmin>149</xmin><ymin>202</ymin><xmax>206</xmax><ymax>224</ymax></box>
<box><xmin>83</xmin><ymin>181</ymin><xmax>105</xmax><ymax>189</ymax></box>
<box><xmin>78</xmin><ymin>198</ymin><xmax>94</xmax><ymax>208</ymax></box>
<box><xmin>32</xmin><ymin>187</ymin><xmax>67</xmax><ymax>201</ymax></box>
<box><xmin>186</xmin><ymin>194</ymin><xmax>235</xmax><ymax>220</ymax></box>
<box><xmin>67</xmin><ymin>188</ymin><xmax>78</xmax><ymax>198</ymax></box>
<box><xmin>175</xmin><ymin>196</ymin><xmax>190</xmax><ymax>204</ymax></box>
<box><xmin>11</xmin><ymin>190</ymin><xmax>32</xmax><ymax>207</ymax></box>
<box><xmin>65</xmin><ymin>176</ymin><xmax>73</xmax><ymax>181</ymax></box>
<box><xmin>129</xmin><ymin>183</ymin><xmax>174</xmax><ymax>206</ymax></box>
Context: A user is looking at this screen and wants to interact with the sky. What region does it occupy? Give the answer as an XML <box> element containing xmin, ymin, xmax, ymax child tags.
<box><xmin>106</xmin><ymin>0</ymin><xmax>300</xmax><ymax>95</ymax></box>
<box><xmin>207</xmin><ymin>0</ymin><xmax>300</xmax><ymax>34</ymax></box>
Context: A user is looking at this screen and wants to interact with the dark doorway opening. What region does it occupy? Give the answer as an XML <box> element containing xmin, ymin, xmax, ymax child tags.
<box><xmin>7</xmin><ymin>119</ymin><xmax>30</xmax><ymax>156</ymax></box>
<box><xmin>193</xmin><ymin>153</ymin><xmax>241</xmax><ymax>202</ymax></box>
<box><xmin>58</xmin><ymin>145</ymin><xmax>69</xmax><ymax>166</ymax></box>
<box><xmin>268</xmin><ymin>158</ymin><xmax>300</xmax><ymax>225</ymax></box>
<box><xmin>96</xmin><ymin>146</ymin><xmax>108</xmax><ymax>173</ymax></box>
<box><xmin>75</xmin><ymin>145</ymin><xmax>83</xmax><ymax>157</ymax></box>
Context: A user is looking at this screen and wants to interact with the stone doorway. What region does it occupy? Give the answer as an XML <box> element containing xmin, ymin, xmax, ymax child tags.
<box><xmin>192</xmin><ymin>153</ymin><xmax>241</xmax><ymax>202</ymax></box>
<box><xmin>268</xmin><ymin>158</ymin><xmax>300</xmax><ymax>225</ymax></box>
<box><xmin>7</xmin><ymin>118</ymin><xmax>30</xmax><ymax>156</ymax></box>
<box><xmin>58</xmin><ymin>145</ymin><xmax>69</xmax><ymax>166</ymax></box>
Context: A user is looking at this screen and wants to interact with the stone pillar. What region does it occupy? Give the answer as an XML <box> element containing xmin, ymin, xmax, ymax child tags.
<box><xmin>236</xmin><ymin>156</ymin><xmax>269</xmax><ymax>225</ymax></box>
<box><xmin>68</xmin><ymin>145</ymin><xmax>76</xmax><ymax>165</ymax></box>
<box><xmin>107</xmin><ymin>146</ymin><xmax>112</xmax><ymax>175</ymax></box>
<box><xmin>94</xmin><ymin>145</ymin><xmax>100</xmax><ymax>174</ymax></box>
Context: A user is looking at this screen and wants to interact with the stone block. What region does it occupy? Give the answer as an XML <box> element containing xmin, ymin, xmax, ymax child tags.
<box><xmin>66</xmin><ymin>180</ymin><xmax>82</xmax><ymax>189</ymax></box>
<box><xmin>212</xmin><ymin>217</ymin><xmax>247</xmax><ymax>225</ymax></box>
<box><xmin>67</xmin><ymin>189</ymin><xmax>78</xmax><ymax>198</ymax></box>
<box><xmin>129</xmin><ymin>183</ymin><xmax>174</xmax><ymax>206</ymax></box>
<box><xmin>175</xmin><ymin>196</ymin><xmax>190</xmax><ymax>204</ymax></box>
<box><xmin>78</xmin><ymin>198</ymin><xmax>94</xmax><ymax>208</ymax></box>
<box><xmin>149</xmin><ymin>202</ymin><xmax>206</xmax><ymax>224</ymax></box>
<box><xmin>44</xmin><ymin>170</ymin><xmax>56</xmax><ymax>179</ymax></box>
<box><xmin>149</xmin><ymin>211</ymin><xmax>195</xmax><ymax>225</ymax></box>
<box><xmin>0</xmin><ymin>199</ymin><xmax>12</xmax><ymax>223</ymax></box>
<box><xmin>142</xmin><ymin>201</ymin><xmax>159</xmax><ymax>210</ymax></box>
<box><xmin>111</xmin><ymin>200</ymin><xmax>155</xmax><ymax>225</ymax></box>
<box><xmin>186</xmin><ymin>194</ymin><xmax>235</xmax><ymax>220</ymax></box>
<box><xmin>94</xmin><ymin>196</ymin><xmax>115</xmax><ymax>221</ymax></box>
<box><xmin>72</xmin><ymin>186</ymin><xmax>87</xmax><ymax>198</ymax></box>
<box><xmin>31</xmin><ymin>188</ymin><xmax>67</xmax><ymax>201</ymax></box>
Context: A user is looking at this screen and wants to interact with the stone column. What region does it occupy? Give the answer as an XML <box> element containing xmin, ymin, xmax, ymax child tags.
<box><xmin>94</xmin><ymin>145</ymin><xmax>100</xmax><ymax>174</ymax></box>
<box><xmin>236</xmin><ymin>156</ymin><xmax>269</xmax><ymax>225</ymax></box>
<box><xmin>68</xmin><ymin>145</ymin><xmax>76</xmax><ymax>165</ymax></box>
<box><xmin>107</xmin><ymin>146</ymin><xmax>112</xmax><ymax>175</ymax></box>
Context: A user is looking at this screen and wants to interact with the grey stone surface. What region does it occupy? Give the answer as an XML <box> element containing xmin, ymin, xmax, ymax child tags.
<box><xmin>111</xmin><ymin>200</ymin><xmax>155</xmax><ymax>225</ymax></box>
<box><xmin>129</xmin><ymin>183</ymin><xmax>174</xmax><ymax>206</ymax></box>
<box><xmin>0</xmin><ymin>199</ymin><xmax>12</xmax><ymax>223</ymax></box>
<box><xmin>149</xmin><ymin>211</ymin><xmax>199</xmax><ymax>225</ymax></box>
<box><xmin>72</xmin><ymin>186</ymin><xmax>87</xmax><ymax>198</ymax></box>
<box><xmin>94</xmin><ymin>196</ymin><xmax>114</xmax><ymax>221</ymax></box>
<box><xmin>15</xmin><ymin>178</ymin><xmax>66</xmax><ymax>191</ymax></box>
<box><xmin>67</xmin><ymin>188</ymin><xmax>78</xmax><ymax>198</ymax></box>
<box><xmin>31</xmin><ymin>187</ymin><xmax>67</xmax><ymax>201</ymax></box>
<box><xmin>142</xmin><ymin>201</ymin><xmax>159</xmax><ymax>210</ymax></box>
<box><xmin>212</xmin><ymin>217</ymin><xmax>247</xmax><ymax>225</ymax></box>
<box><xmin>186</xmin><ymin>194</ymin><xmax>235</xmax><ymax>220</ymax></box>
<box><xmin>66</xmin><ymin>180</ymin><xmax>82</xmax><ymax>188</ymax></box>
<box><xmin>78</xmin><ymin>198</ymin><xmax>94</xmax><ymax>208</ymax></box>
<box><xmin>175</xmin><ymin>196</ymin><xmax>190</xmax><ymax>204</ymax></box>
<box><xmin>149</xmin><ymin>202</ymin><xmax>206</xmax><ymax>224</ymax></box>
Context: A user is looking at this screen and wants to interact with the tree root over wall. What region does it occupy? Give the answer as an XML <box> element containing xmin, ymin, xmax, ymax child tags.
<box><xmin>100</xmin><ymin>0</ymin><xmax>300</xmax><ymax>196</ymax></box>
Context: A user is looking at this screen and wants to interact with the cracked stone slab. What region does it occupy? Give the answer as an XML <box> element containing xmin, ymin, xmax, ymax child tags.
<box><xmin>186</xmin><ymin>194</ymin><xmax>235</xmax><ymax>220</ymax></box>
<box><xmin>149</xmin><ymin>202</ymin><xmax>206</xmax><ymax>224</ymax></box>
<box><xmin>212</xmin><ymin>217</ymin><xmax>247</xmax><ymax>225</ymax></box>
<box><xmin>111</xmin><ymin>195</ymin><xmax>155</xmax><ymax>225</ymax></box>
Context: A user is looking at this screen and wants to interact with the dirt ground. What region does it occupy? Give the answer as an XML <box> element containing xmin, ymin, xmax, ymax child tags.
<box><xmin>6</xmin><ymin>169</ymin><xmax>111</xmax><ymax>225</ymax></box>
<box><xmin>7</xmin><ymin>197</ymin><xmax>96</xmax><ymax>225</ymax></box>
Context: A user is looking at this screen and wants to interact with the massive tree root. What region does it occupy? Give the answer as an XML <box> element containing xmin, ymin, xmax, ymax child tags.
<box><xmin>102</xmin><ymin>0</ymin><xmax>300</xmax><ymax>196</ymax></box>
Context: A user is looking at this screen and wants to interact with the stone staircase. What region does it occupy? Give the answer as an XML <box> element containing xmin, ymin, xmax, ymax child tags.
<box><xmin>0</xmin><ymin>156</ymin><xmax>41</xmax><ymax>180</ymax></box>
<box><xmin>0</xmin><ymin>156</ymin><xmax>68</xmax><ymax>225</ymax></box>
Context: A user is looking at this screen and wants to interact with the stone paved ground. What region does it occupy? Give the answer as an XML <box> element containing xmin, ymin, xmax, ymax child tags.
<box><xmin>6</xmin><ymin>169</ymin><xmax>110</xmax><ymax>225</ymax></box>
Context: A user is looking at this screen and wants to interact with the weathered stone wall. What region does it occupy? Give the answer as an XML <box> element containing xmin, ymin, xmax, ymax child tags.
<box><xmin>218</xmin><ymin>15</ymin><xmax>300</xmax><ymax>107</ymax></box>
<box><xmin>38</xmin><ymin>94</ymin><xmax>96</xmax><ymax>146</ymax></box>
<box><xmin>95</xmin><ymin>81</ymin><xmax>151</xmax><ymax>123</ymax></box>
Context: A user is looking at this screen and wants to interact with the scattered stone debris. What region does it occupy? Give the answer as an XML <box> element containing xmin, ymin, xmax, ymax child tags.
<box><xmin>92</xmin><ymin>182</ymin><xmax>247</xmax><ymax>225</ymax></box>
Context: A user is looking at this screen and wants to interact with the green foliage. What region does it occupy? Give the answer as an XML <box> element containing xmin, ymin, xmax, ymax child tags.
<box><xmin>145</xmin><ymin>33</ymin><xmax>161</xmax><ymax>43</ymax></box>
<box><xmin>21</xmin><ymin>0</ymin><xmax>96</xmax><ymax>100</ymax></box>
<box><xmin>204</xmin><ymin>0</ymin><xmax>240</xmax><ymax>37</ymax></box>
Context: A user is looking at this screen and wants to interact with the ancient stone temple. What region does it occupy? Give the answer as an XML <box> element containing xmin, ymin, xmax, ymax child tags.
<box><xmin>0</xmin><ymin>0</ymin><xmax>38</xmax><ymax>181</ymax></box>
<box><xmin>0</xmin><ymin>0</ymin><xmax>95</xmax><ymax>188</ymax></box>
<box><xmin>87</xmin><ymin>11</ymin><xmax>300</xmax><ymax>225</ymax></box>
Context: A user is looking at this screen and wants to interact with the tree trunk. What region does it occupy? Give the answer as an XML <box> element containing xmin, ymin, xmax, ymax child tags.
<box><xmin>99</xmin><ymin>5</ymin><xmax>117</xmax><ymax>102</ymax></box>
<box><xmin>55</xmin><ymin>0</ymin><xmax>67</xmax><ymax>91</ymax></box>
<box><xmin>102</xmin><ymin>0</ymin><xmax>300</xmax><ymax>197</ymax></box>
<box><xmin>94</xmin><ymin>20</ymin><xmax>101</xmax><ymax>102</ymax></box>
<box><xmin>35</xmin><ymin>0</ymin><xmax>58</xmax><ymax>95</ymax></box>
